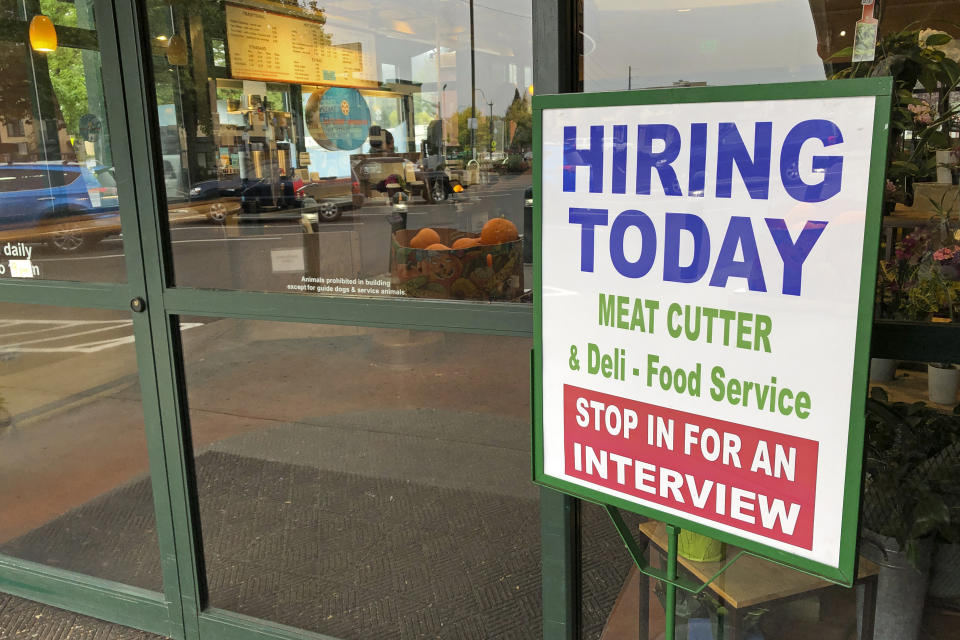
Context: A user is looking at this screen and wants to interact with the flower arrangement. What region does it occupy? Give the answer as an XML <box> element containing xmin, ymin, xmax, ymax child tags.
<box><xmin>878</xmin><ymin>232</ymin><xmax>947</xmax><ymax>321</ymax></box>
<box><xmin>908</xmin><ymin>100</ymin><xmax>936</xmax><ymax>126</ymax></box>
<box><xmin>935</xmin><ymin>244</ymin><xmax>960</xmax><ymax>263</ymax></box>
<box><xmin>878</xmin><ymin>209</ymin><xmax>960</xmax><ymax>321</ymax></box>
<box><xmin>934</xmin><ymin>243</ymin><xmax>960</xmax><ymax>280</ymax></box>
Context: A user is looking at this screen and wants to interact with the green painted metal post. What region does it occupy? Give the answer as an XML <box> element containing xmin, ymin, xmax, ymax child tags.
<box><xmin>664</xmin><ymin>525</ymin><xmax>679</xmax><ymax>640</ymax></box>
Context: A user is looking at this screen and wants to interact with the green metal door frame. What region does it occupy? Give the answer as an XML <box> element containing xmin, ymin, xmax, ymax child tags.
<box><xmin>0</xmin><ymin>1</ymin><xmax>547</xmax><ymax>639</ymax></box>
<box><xmin>4</xmin><ymin>1</ymin><xmax>955</xmax><ymax>639</ymax></box>
<box><xmin>533</xmin><ymin>2</ymin><xmax>583</xmax><ymax>639</ymax></box>
<box><xmin>0</xmin><ymin>0</ymin><xmax>188</xmax><ymax>635</ymax></box>
<box><xmin>6</xmin><ymin>0</ymin><xmax>557</xmax><ymax>636</ymax></box>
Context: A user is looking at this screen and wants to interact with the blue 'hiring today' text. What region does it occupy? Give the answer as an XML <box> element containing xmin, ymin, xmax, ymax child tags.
<box><xmin>560</xmin><ymin>120</ymin><xmax>847</xmax><ymax>296</ymax></box>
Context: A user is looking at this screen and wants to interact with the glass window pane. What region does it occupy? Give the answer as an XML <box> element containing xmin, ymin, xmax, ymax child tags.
<box><xmin>0</xmin><ymin>303</ymin><xmax>160</xmax><ymax>591</ymax></box>
<box><xmin>579</xmin><ymin>502</ymin><xmax>644</xmax><ymax>640</ymax></box>
<box><xmin>582</xmin><ymin>3</ymin><xmax>960</xmax><ymax>638</ymax></box>
<box><xmin>37</xmin><ymin>0</ymin><xmax>93</xmax><ymax>29</ymax></box>
<box><xmin>179</xmin><ymin>318</ymin><xmax>539</xmax><ymax>636</ymax></box>
<box><xmin>146</xmin><ymin>1</ymin><xmax>533</xmax><ymax>302</ymax></box>
<box><xmin>584</xmin><ymin>0</ymin><xmax>827</xmax><ymax>91</ymax></box>
<box><xmin>588</xmin><ymin>515</ymin><xmax>867</xmax><ymax>640</ymax></box>
<box><xmin>0</xmin><ymin>5</ymin><xmax>129</xmax><ymax>282</ymax></box>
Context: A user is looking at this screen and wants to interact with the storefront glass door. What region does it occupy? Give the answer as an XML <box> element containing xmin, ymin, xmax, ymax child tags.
<box><xmin>129</xmin><ymin>0</ymin><xmax>542</xmax><ymax>638</ymax></box>
<box><xmin>0</xmin><ymin>0</ymin><xmax>549</xmax><ymax>638</ymax></box>
<box><xmin>0</xmin><ymin>0</ymin><xmax>191</xmax><ymax>635</ymax></box>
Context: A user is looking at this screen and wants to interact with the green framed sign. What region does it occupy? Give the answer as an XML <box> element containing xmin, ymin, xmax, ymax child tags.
<box><xmin>532</xmin><ymin>78</ymin><xmax>893</xmax><ymax>585</ymax></box>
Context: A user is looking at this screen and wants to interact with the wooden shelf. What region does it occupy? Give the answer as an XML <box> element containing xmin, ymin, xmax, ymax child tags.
<box><xmin>870</xmin><ymin>366</ymin><xmax>959</xmax><ymax>409</ymax></box>
<box><xmin>638</xmin><ymin>522</ymin><xmax>878</xmax><ymax>609</ymax></box>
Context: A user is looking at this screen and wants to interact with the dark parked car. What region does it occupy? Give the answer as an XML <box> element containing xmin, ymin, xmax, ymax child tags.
<box><xmin>184</xmin><ymin>173</ymin><xmax>307</xmax><ymax>219</ymax></box>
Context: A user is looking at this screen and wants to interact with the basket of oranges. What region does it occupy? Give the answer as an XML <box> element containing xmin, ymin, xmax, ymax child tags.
<box><xmin>390</xmin><ymin>218</ymin><xmax>523</xmax><ymax>300</ymax></box>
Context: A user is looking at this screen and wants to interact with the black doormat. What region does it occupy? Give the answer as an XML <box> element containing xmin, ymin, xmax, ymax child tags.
<box><xmin>1</xmin><ymin>450</ymin><xmax>633</xmax><ymax>639</ymax></box>
<box><xmin>0</xmin><ymin>592</ymin><xmax>164</xmax><ymax>639</ymax></box>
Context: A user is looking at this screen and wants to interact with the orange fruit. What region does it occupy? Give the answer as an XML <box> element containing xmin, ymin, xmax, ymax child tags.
<box><xmin>452</xmin><ymin>237</ymin><xmax>481</xmax><ymax>249</ymax></box>
<box><xmin>480</xmin><ymin>218</ymin><xmax>519</xmax><ymax>245</ymax></box>
<box><xmin>426</xmin><ymin>243</ymin><xmax>451</xmax><ymax>250</ymax></box>
<box><xmin>410</xmin><ymin>228</ymin><xmax>441</xmax><ymax>249</ymax></box>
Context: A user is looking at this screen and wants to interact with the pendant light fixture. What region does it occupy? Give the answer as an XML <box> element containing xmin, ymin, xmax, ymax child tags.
<box><xmin>166</xmin><ymin>34</ymin><xmax>187</xmax><ymax>66</ymax></box>
<box><xmin>29</xmin><ymin>15</ymin><xmax>57</xmax><ymax>53</ymax></box>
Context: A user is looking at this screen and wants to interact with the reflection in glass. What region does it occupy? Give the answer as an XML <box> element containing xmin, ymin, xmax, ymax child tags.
<box><xmin>180</xmin><ymin>319</ymin><xmax>539</xmax><ymax>637</ymax></box>
<box><xmin>580</xmin><ymin>503</ymin><xmax>644</xmax><ymax>640</ymax></box>
<box><xmin>0</xmin><ymin>303</ymin><xmax>160</xmax><ymax>590</ymax></box>
<box><xmin>0</xmin><ymin>5</ymin><xmax>127</xmax><ymax>282</ymax></box>
<box><xmin>583</xmin><ymin>0</ymin><xmax>826</xmax><ymax>92</ymax></box>
<box><xmin>582</xmin><ymin>2</ymin><xmax>960</xmax><ymax>639</ymax></box>
<box><xmin>146</xmin><ymin>0</ymin><xmax>533</xmax><ymax>301</ymax></box>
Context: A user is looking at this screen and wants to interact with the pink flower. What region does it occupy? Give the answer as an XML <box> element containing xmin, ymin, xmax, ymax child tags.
<box><xmin>907</xmin><ymin>101</ymin><xmax>936</xmax><ymax>126</ymax></box>
<box><xmin>934</xmin><ymin>245</ymin><xmax>960</xmax><ymax>262</ymax></box>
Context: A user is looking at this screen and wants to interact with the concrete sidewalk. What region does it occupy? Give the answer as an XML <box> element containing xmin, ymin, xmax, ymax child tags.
<box><xmin>0</xmin><ymin>592</ymin><xmax>164</xmax><ymax>639</ymax></box>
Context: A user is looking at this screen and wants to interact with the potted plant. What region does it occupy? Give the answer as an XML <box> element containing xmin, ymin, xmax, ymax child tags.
<box><xmin>876</xmin><ymin>228</ymin><xmax>950</xmax><ymax>321</ymax></box>
<box><xmin>923</xmin><ymin>218</ymin><xmax>960</xmax><ymax>404</ymax></box>
<box><xmin>929</xmin><ymin>362</ymin><xmax>960</xmax><ymax>405</ymax></box>
<box><xmin>831</xmin><ymin>28</ymin><xmax>960</xmax><ymax>206</ymax></box>
<box><xmin>861</xmin><ymin>390</ymin><xmax>960</xmax><ymax>640</ymax></box>
<box><xmin>871</xmin><ymin>356</ymin><xmax>899</xmax><ymax>382</ymax></box>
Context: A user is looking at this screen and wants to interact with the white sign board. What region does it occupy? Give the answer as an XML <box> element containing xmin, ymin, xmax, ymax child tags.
<box><xmin>533</xmin><ymin>80</ymin><xmax>891</xmax><ymax>583</ymax></box>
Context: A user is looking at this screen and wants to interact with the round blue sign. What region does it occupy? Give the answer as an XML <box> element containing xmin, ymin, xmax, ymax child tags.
<box><xmin>305</xmin><ymin>87</ymin><xmax>371</xmax><ymax>151</ymax></box>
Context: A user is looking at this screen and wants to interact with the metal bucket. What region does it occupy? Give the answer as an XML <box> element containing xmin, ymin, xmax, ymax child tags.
<box><xmin>858</xmin><ymin>530</ymin><xmax>933</xmax><ymax>640</ymax></box>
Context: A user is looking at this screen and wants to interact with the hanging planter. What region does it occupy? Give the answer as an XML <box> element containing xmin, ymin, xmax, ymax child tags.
<box><xmin>928</xmin><ymin>363</ymin><xmax>960</xmax><ymax>405</ymax></box>
<box><xmin>166</xmin><ymin>34</ymin><xmax>187</xmax><ymax>66</ymax></box>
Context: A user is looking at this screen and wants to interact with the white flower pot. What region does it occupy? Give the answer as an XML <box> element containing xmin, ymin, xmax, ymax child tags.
<box><xmin>928</xmin><ymin>364</ymin><xmax>960</xmax><ymax>405</ymax></box>
<box><xmin>870</xmin><ymin>358</ymin><xmax>897</xmax><ymax>382</ymax></box>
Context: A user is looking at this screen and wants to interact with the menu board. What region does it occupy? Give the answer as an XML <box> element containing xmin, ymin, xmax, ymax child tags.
<box><xmin>225</xmin><ymin>4</ymin><xmax>377</xmax><ymax>88</ymax></box>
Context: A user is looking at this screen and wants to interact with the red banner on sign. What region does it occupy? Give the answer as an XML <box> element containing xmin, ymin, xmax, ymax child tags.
<box><xmin>563</xmin><ymin>384</ymin><xmax>818</xmax><ymax>549</ymax></box>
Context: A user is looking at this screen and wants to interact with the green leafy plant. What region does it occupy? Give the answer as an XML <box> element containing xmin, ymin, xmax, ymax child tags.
<box><xmin>862</xmin><ymin>389</ymin><xmax>960</xmax><ymax>565</ymax></box>
<box><xmin>832</xmin><ymin>27</ymin><xmax>960</xmax><ymax>200</ymax></box>
<box><xmin>876</xmin><ymin>190</ymin><xmax>960</xmax><ymax>320</ymax></box>
<box><xmin>877</xmin><ymin>228</ymin><xmax>952</xmax><ymax>320</ymax></box>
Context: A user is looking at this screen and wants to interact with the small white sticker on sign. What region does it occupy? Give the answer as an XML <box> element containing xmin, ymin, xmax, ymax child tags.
<box><xmin>271</xmin><ymin>248</ymin><xmax>305</xmax><ymax>273</ymax></box>
<box><xmin>9</xmin><ymin>260</ymin><xmax>35</xmax><ymax>278</ymax></box>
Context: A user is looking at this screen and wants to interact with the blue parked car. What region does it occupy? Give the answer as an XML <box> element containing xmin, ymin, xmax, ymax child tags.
<box><xmin>0</xmin><ymin>162</ymin><xmax>120</xmax><ymax>252</ymax></box>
